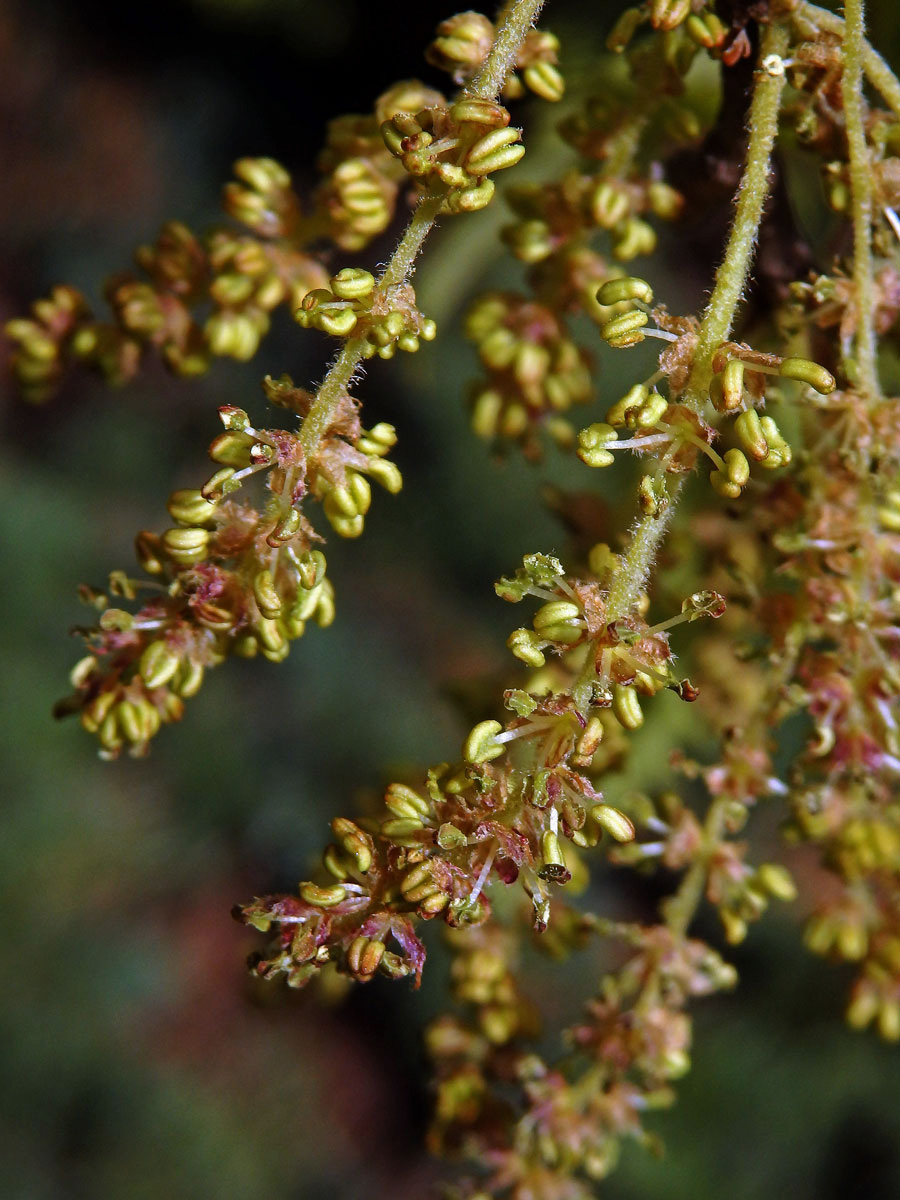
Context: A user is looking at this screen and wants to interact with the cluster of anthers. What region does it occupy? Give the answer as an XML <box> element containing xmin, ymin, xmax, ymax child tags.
<box><xmin>461</xmin><ymin>6</ymin><xmax>724</xmax><ymax>456</ymax></box>
<box><xmin>5</xmin><ymin>17</ymin><xmax>565</xmax><ymax>406</ymax></box>
<box><xmin>237</xmin><ymin>546</ymin><xmax>730</xmax><ymax>982</ymax></box>
<box><xmin>55</xmin><ymin>376</ymin><xmax>402</xmax><ymax>756</ymax></box>
<box><xmin>578</xmin><ymin>275</ymin><xmax>836</xmax><ymax>501</ymax></box>
<box><xmin>295</xmin><ymin>267</ymin><xmax>436</xmax><ymax>359</ymax></box>
<box><xmin>5</xmin><ymin>160</ymin><xmax>327</xmax><ymax>401</ymax></box>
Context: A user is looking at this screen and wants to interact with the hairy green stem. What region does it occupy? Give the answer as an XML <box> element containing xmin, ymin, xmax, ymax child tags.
<box><xmin>684</xmin><ymin>22</ymin><xmax>789</xmax><ymax>408</ymax></box>
<box><xmin>607</xmin><ymin>480</ymin><xmax>682</xmax><ymax>623</ymax></box>
<box><xmin>843</xmin><ymin>0</ymin><xmax>881</xmax><ymax>400</ymax></box>
<box><xmin>639</xmin><ymin>26</ymin><xmax>790</xmax><ymax>937</ymax></box>
<box><xmin>297</xmin><ymin>196</ymin><xmax>445</xmax><ymax>460</ymax></box>
<box><xmin>797</xmin><ymin>2</ymin><xmax>900</xmax><ymax>121</ymax></box>
<box><xmin>593</xmin><ymin>25</ymin><xmax>789</xmax><ymax>703</ymax></box>
<box><xmin>473</xmin><ymin>0</ymin><xmax>546</xmax><ymax>98</ymax></box>
<box><xmin>296</xmin><ymin>0</ymin><xmax>545</xmax><ymax>466</ymax></box>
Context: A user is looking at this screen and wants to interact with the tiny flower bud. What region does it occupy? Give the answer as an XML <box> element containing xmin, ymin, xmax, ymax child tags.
<box><xmin>381</xmin><ymin>817</ymin><xmax>426</xmax><ymax>840</ymax></box>
<box><xmin>734</xmin><ymin>409</ymin><xmax>769</xmax><ymax>461</ymax></box>
<box><xmin>596</xmin><ymin>277</ymin><xmax>654</xmax><ymax>307</ymax></box>
<box><xmin>613</xmin><ymin>217</ymin><xmax>656</xmax><ymax>261</ymax></box>
<box><xmin>267</xmin><ymin>507</ymin><xmax>302</xmax><ymax>548</ymax></box>
<box><xmin>202</xmin><ymin>468</ymin><xmax>239</xmax><ymax>502</ymax></box>
<box><xmin>755</xmin><ymin>863</ymin><xmax>798</xmax><ymax>902</ymax></box>
<box><xmin>464</xmin><ymin>719</ymin><xmax>505</xmax><ymax>764</ymax></box>
<box><xmin>253</xmin><ymin>569</ymin><xmax>282</xmax><ymax>619</ymax></box>
<box><xmin>577</xmin><ymin>423</ymin><xmax>618</xmax><ymax>467</ymax></box>
<box><xmin>724</xmin><ymin>447</ymin><xmax>750</xmax><ymax>486</ymax></box>
<box><xmin>167</xmin><ymin>488</ymin><xmax>218</xmax><ymax>527</ymax></box>
<box><xmin>329</xmin><ymin>268</ymin><xmax>375</xmax><ymax>300</ymax></box>
<box><xmin>649</xmin><ymin>0</ymin><xmax>691</xmax><ymax>31</ymax></box>
<box><xmin>384</xmin><ymin>782</ymin><xmax>432</xmax><ymax>820</ymax></box>
<box><xmin>607</xmin><ymin>383</ymin><xmax>649</xmax><ymax>426</ymax></box>
<box><xmin>445</xmin><ymin>177</ymin><xmax>496</xmax><ymax>213</ymax></box>
<box><xmin>135</xmin><ymin>531</ymin><xmax>165</xmax><ymax>576</ymax></box>
<box><xmin>466</xmin><ymin>128</ymin><xmax>525</xmax><ymax>175</ymax></box>
<box><xmin>778</xmin><ymin>356</ymin><xmax>836</xmax><ymax>394</ymax></box>
<box><xmin>590</xmin><ymin>183</ymin><xmax>631</xmax><ymax>230</ymax></box>
<box><xmin>612</xmin><ymin>684</ymin><xmax>643</xmax><ymax>729</ymax></box>
<box><xmin>139</xmin><ymin>640</ymin><xmax>181</xmax><ymax>689</ymax></box>
<box><xmin>209</xmin><ymin>431</ymin><xmax>257</xmax><ymax>469</ymax></box>
<box><xmin>606</xmin><ymin>6</ymin><xmax>644</xmax><ymax>52</ymax></box>
<box><xmin>685</xmin><ymin>10</ymin><xmax>727</xmax><ymax>48</ymax></box>
<box><xmin>161</xmin><ymin>526</ymin><xmax>210</xmax><ymax>566</ymax></box>
<box><xmin>573</xmin><ymin>716</ymin><xmax>604</xmax><ymax>765</ymax></box>
<box><xmin>332</xmin><ymin>817</ymin><xmax>374</xmax><ymax>873</ymax></box>
<box><xmin>591</xmin><ymin>804</ymin><xmax>636</xmax><ymax>842</ymax></box>
<box><xmin>507</xmin><ymin>627</ymin><xmax>546</xmax><ymax>667</ymax></box>
<box><xmin>600</xmin><ymin>309</ymin><xmax>648</xmax><ymax>345</ymax></box>
<box><xmin>721</xmin><ymin>358</ymin><xmax>745</xmax><ymax>411</ymax></box>
<box><xmin>533</xmin><ymin>599</ymin><xmax>582</xmax><ymax>633</ymax></box>
<box><xmin>758</xmin><ymin>415</ymin><xmax>792</xmax><ymax>469</ymax></box>
<box><xmin>365</xmin><ymin>457</ymin><xmax>403</xmax><ymax>494</ymax></box>
<box><xmin>346</xmin><ymin>936</ymin><xmax>385</xmax><ymax>979</ymax></box>
<box><xmin>299</xmin><ymin>882</ymin><xmax>347</xmax><ymax>908</ymax></box>
<box><xmin>636</xmin><ymin>393</ymin><xmax>668</xmax><ymax>427</ymax></box>
<box><xmin>523</xmin><ymin>62</ymin><xmax>565</xmax><ymax>102</ymax></box>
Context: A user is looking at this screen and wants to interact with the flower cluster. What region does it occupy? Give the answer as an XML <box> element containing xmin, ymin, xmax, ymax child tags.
<box><xmin>6</xmin><ymin>161</ymin><xmax>327</xmax><ymax>401</ymax></box>
<box><xmin>427</xmin><ymin>919</ymin><xmax>737</xmax><ymax>1197</ymax></box>
<box><xmin>55</xmin><ymin>377</ymin><xmax>403</xmax><ymax>755</ymax></box>
<box><xmin>459</xmin><ymin>15</ymin><xmax>717</xmax><ymax>456</ymax></box>
<box><xmin>15</xmin><ymin>0</ymin><xmax>900</xmax><ymax>1195</ymax></box>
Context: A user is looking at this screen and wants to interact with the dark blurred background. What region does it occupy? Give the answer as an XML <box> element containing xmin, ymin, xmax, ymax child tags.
<box><xmin>2</xmin><ymin>0</ymin><xmax>900</xmax><ymax>1196</ymax></box>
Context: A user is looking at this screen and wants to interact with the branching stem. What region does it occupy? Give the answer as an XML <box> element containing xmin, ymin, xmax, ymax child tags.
<box><xmin>684</xmin><ymin>22</ymin><xmax>790</xmax><ymax>409</ymax></box>
<box><xmin>296</xmin><ymin>0</ymin><xmax>545</xmax><ymax>467</ymax></box>
<box><xmin>797</xmin><ymin>2</ymin><xmax>900</xmax><ymax>122</ymax></box>
<box><xmin>843</xmin><ymin>0</ymin><xmax>881</xmax><ymax>400</ymax></box>
<box><xmin>596</xmin><ymin>23</ymin><xmax>789</xmax><ymax>699</ymax></box>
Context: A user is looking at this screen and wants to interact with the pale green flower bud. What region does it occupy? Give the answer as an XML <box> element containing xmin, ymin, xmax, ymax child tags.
<box><xmin>595</xmin><ymin>277</ymin><xmax>654</xmax><ymax>307</ymax></box>
<box><xmin>161</xmin><ymin>526</ymin><xmax>210</xmax><ymax>566</ymax></box>
<box><xmin>734</xmin><ymin>409</ymin><xmax>769</xmax><ymax>461</ymax></box>
<box><xmin>779</xmin><ymin>356</ymin><xmax>836</xmax><ymax>394</ymax></box>
<box><xmin>385</xmin><ymin>782</ymin><xmax>432</xmax><ymax>821</ymax></box>
<box><xmin>167</xmin><ymin>488</ymin><xmax>218</xmax><ymax>527</ymax></box>
<box><xmin>466</xmin><ymin>128</ymin><xmax>525</xmax><ymax>175</ymax></box>
<box><xmin>600</xmin><ymin>309</ymin><xmax>648</xmax><ymax>345</ymax></box>
<box><xmin>612</xmin><ymin>684</ymin><xmax>643</xmax><ymax>729</ymax></box>
<box><xmin>591</xmin><ymin>804</ymin><xmax>636</xmax><ymax>842</ymax></box>
<box><xmin>507</xmin><ymin>627</ymin><xmax>546</xmax><ymax>667</ymax></box>
<box><xmin>329</xmin><ymin>268</ymin><xmax>375</xmax><ymax>300</ymax></box>
<box><xmin>578</xmin><ymin>423</ymin><xmax>618</xmax><ymax>467</ymax></box>
<box><xmin>523</xmin><ymin>62</ymin><xmax>565</xmax><ymax>102</ymax></box>
<box><xmin>721</xmin><ymin>358</ymin><xmax>745</xmax><ymax>411</ymax></box>
<box><xmin>140</xmin><ymin>640</ymin><xmax>181</xmax><ymax>689</ymax></box>
<box><xmin>464</xmin><ymin>719</ymin><xmax>505</xmax><ymax>764</ymax></box>
<box><xmin>299</xmin><ymin>882</ymin><xmax>347</xmax><ymax>908</ymax></box>
<box><xmin>253</xmin><ymin>569</ymin><xmax>282</xmax><ymax>619</ymax></box>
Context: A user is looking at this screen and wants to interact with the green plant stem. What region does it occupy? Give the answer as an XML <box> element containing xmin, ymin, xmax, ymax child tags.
<box><xmin>572</xmin><ymin>479</ymin><xmax>681</xmax><ymax>715</ymax></box>
<box><xmin>297</xmin><ymin>196</ymin><xmax>445</xmax><ymax>460</ymax></box>
<box><xmin>587</xmin><ymin>24</ymin><xmax>789</xmax><ymax>705</ymax></box>
<box><xmin>796</xmin><ymin>2</ymin><xmax>900</xmax><ymax>121</ymax></box>
<box><xmin>683</xmin><ymin>22</ymin><xmax>789</xmax><ymax>409</ymax></box>
<box><xmin>607</xmin><ymin>479</ymin><xmax>682</xmax><ymax>622</ymax></box>
<box><xmin>843</xmin><ymin>0</ymin><xmax>881</xmax><ymax>400</ymax></box>
<box><xmin>296</xmin><ymin>0</ymin><xmax>545</xmax><ymax>465</ymax></box>
<box><xmin>663</xmin><ymin>799</ymin><xmax>729</xmax><ymax>937</ymax></box>
<box><xmin>472</xmin><ymin>0</ymin><xmax>546</xmax><ymax>98</ymax></box>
